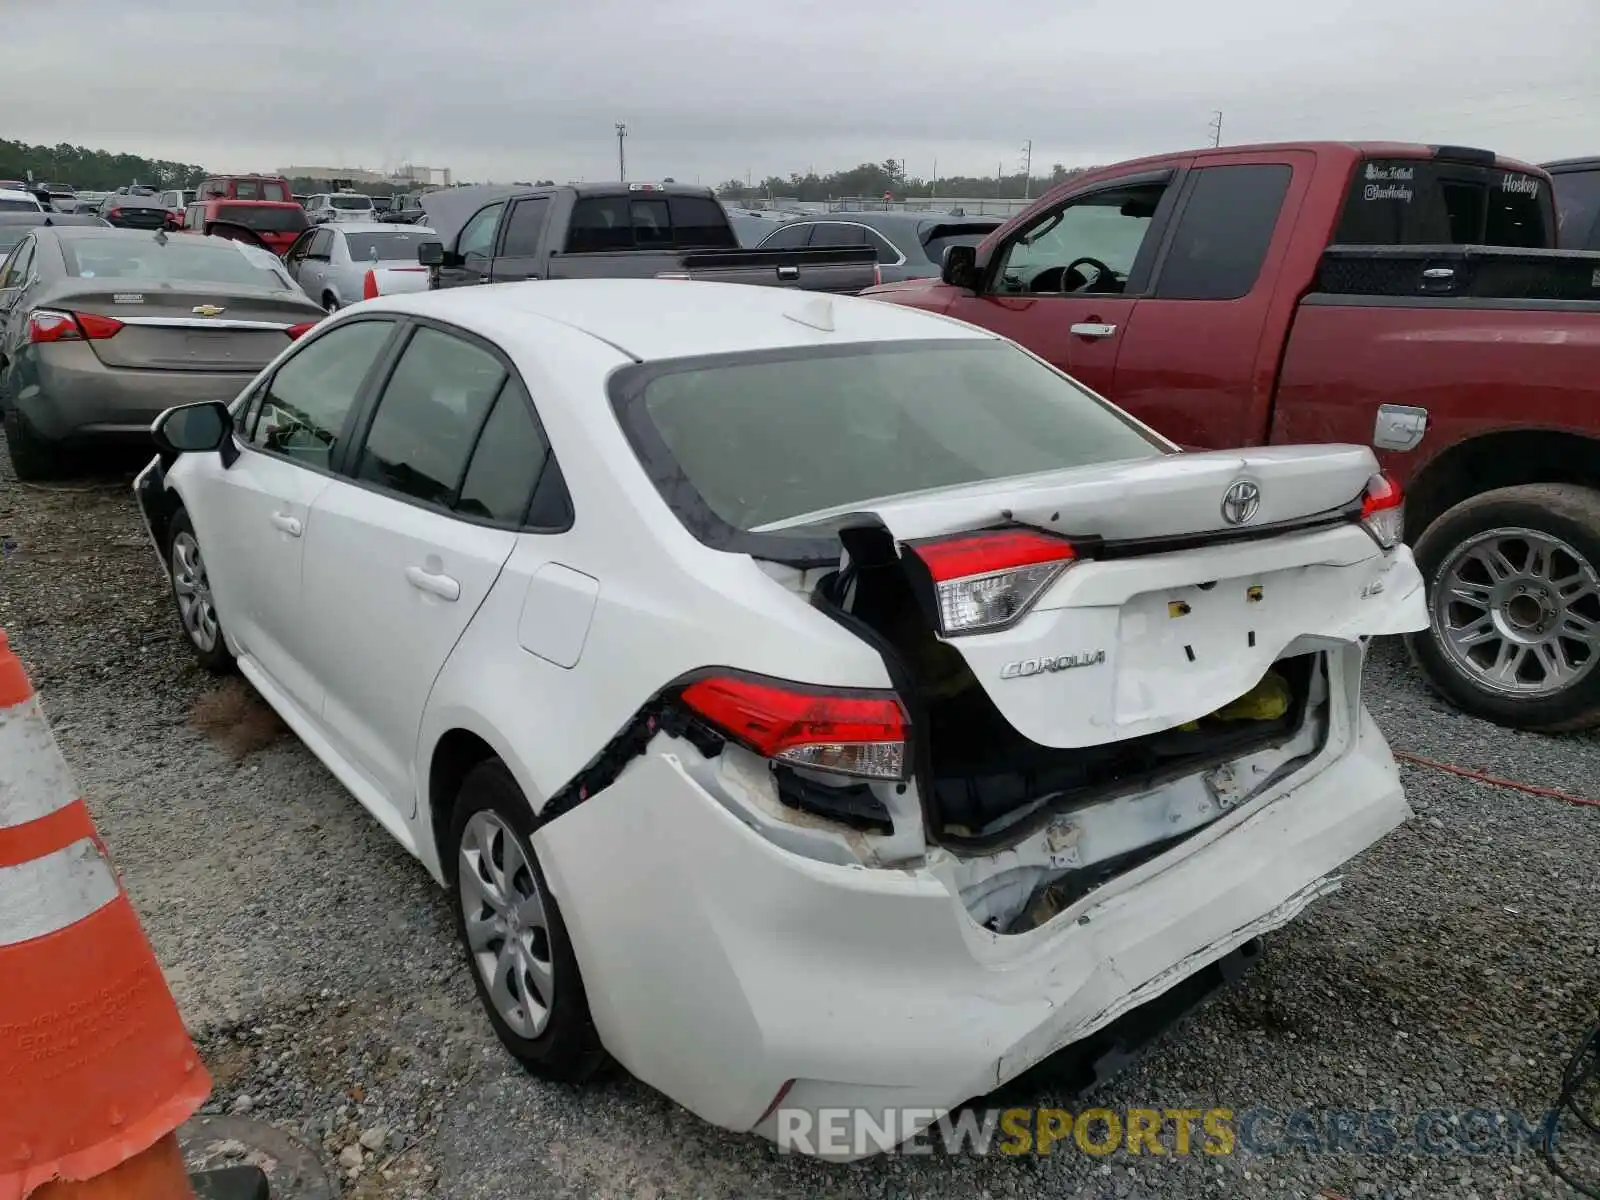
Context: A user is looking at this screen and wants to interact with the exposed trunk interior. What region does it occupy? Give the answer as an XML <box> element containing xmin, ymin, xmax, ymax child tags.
<box><xmin>813</xmin><ymin>524</ymin><xmax>1324</xmax><ymax>862</ymax></box>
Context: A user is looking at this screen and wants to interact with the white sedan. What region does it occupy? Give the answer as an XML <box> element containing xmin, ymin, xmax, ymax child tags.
<box><xmin>135</xmin><ymin>280</ymin><xmax>1426</xmax><ymax>1158</ymax></box>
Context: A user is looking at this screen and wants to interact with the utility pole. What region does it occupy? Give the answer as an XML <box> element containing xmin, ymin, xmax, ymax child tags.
<box><xmin>931</xmin><ymin>157</ymin><xmax>937</xmax><ymax>199</ymax></box>
<box><xmin>1208</xmin><ymin>110</ymin><xmax>1223</xmax><ymax>148</ymax></box>
<box><xmin>1021</xmin><ymin>139</ymin><xmax>1033</xmax><ymax>199</ymax></box>
<box><xmin>615</xmin><ymin>122</ymin><xmax>628</xmax><ymax>181</ymax></box>
<box><xmin>997</xmin><ymin>160</ymin><xmax>1003</xmax><ymax>198</ymax></box>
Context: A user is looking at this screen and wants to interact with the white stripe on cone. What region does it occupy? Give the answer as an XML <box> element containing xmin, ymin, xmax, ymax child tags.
<box><xmin>0</xmin><ymin>838</ymin><xmax>120</xmax><ymax>946</ymax></box>
<box><xmin>0</xmin><ymin>697</ymin><xmax>80</xmax><ymax>830</ymax></box>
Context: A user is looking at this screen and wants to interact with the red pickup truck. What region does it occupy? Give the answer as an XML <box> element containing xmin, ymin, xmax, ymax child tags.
<box><xmin>866</xmin><ymin>142</ymin><xmax>1600</xmax><ymax>732</ymax></box>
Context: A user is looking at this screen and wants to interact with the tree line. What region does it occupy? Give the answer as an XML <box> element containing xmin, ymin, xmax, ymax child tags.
<box><xmin>0</xmin><ymin>138</ymin><xmax>206</xmax><ymax>191</ymax></box>
<box><xmin>715</xmin><ymin>159</ymin><xmax>1096</xmax><ymax>202</ymax></box>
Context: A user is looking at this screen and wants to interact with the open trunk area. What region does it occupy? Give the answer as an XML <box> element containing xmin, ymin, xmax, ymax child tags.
<box><xmin>816</xmin><ymin>543</ymin><xmax>1321</xmax><ymax>845</ymax></box>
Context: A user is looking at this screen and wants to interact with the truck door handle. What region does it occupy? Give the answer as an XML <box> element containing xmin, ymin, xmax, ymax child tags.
<box><xmin>478</xmin><ymin>275</ymin><xmax>491</xmax><ymax>284</ymax></box>
<box><xmin>405</xmin><ymin>565</ymin><xmax>461</xmax><ymax>602</ymax></box>
<box><xmin>269</xmin><ymin>512</ymin><xmax>302</xmax><ymax>537</ymax></box>
<box><xmin>1070</xmin><ymin>322</ymin><xmax>1118</xmax><ymax>339</ymax></box>
<box><xmin>777</xmin><ymin>265</ymin><xmax>800</xmax><ymax>280</ymax></box>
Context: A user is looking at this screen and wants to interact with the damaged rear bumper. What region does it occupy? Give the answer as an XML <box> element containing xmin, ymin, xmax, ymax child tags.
<box><xmin>532</xmin><ymin>703</ymin><xmax>1409</xmax><ymax>1160</ymax></box>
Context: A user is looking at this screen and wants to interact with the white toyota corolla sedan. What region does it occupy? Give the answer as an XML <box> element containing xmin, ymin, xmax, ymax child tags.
<box><xmin>136</xmin><ymin>279</ymin><xmax>1426</xmax><ymax>1157</ymax></box>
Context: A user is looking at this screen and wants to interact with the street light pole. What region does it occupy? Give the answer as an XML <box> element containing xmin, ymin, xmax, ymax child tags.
<box><xmin>615</xmin><ymin>122</ymin><xmax>628</xmax><ymax>182</ymax></box>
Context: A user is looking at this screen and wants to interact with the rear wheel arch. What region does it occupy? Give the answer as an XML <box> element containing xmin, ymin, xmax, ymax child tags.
<box><xmin>1406</xmin><ymin>428</ymin><xmax>1600</xmax><ymax>541</ymax></box>
<box><xmin>426</xmin><ymin>723</ymin><xmax>551</xmax><ymax>880</ymax></box>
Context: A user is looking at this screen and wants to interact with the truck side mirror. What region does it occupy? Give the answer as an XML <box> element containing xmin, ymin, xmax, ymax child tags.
<box><xmin>417</xmin><ymin>240</ymin><xmax>444</xmax><ymax>267</ymax></box>
<box><xmin>941</xmin><ymin>244</ymin><xmax>978</xmax><ymax>290</ymax></box>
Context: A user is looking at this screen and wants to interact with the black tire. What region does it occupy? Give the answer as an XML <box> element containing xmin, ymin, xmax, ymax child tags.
<box><xmin>449</xmin><ymin>759</ymin><xmax>606</xmax><ymax>1082</ymax></box>
<box><xmin>1407</xmin><ymin>483</ymin><xmax>1600</xmax><ymax>733</ymax></box>
<box><xmin>166</xmin><ymin>509</ymin><xmax>235</xmax><ymax>675</ymax></box>
<box><xmin>3</xmin><ymin>407</ymin><xmax>65</xmax><ymax>482</ymax></box>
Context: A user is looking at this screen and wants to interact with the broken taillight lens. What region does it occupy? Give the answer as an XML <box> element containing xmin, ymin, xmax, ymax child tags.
<box><xmin>1359</xmin><ymin>472</ymin><xmax>1404</xmax><ymax>550</ymax></box>
<box><xmin>679</xmin><ymin>674</ymin><xmax>907</xmax><ymax>781</ymax></box>
<box><xmin>910</xmin><ymin>529</ymin><xmax>1078</xmax><ymax>636</ymax></box>
<box><xmin>27</xmin><ymin>309</ymin><xmax>123</xmax><ymax>343</ymax></box>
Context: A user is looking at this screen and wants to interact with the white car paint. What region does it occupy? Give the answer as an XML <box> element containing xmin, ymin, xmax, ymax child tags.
<box><xmin>0</xmin><ymin>188</ymin><xmax>44</xmax><ymax>213</ymax></box>
<box><xmin>139</xmin><ymin>279</ymin><xmax>1427</xmax><ymax>1159</ymax></box>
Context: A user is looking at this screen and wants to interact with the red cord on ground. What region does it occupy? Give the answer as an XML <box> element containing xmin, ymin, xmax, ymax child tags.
<box><xmin>1394</xmin><ymin>751</ymin><xmax>1600</xmax><ymax>809</ymax></box>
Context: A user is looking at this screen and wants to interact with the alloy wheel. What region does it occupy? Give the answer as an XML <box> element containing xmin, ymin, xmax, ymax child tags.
<box><xmin>1433</xmin><ymin>526</ymin><xmax>1600</xmax><ymax>697</ymax></box>
<box><xmin>171</xmin><ymin>531</ymin><xmax>219</xmax><ymax>652</ymax></box>
<box><xmin>458</xmin><ymin>810</ymin><xmax>556</xmax><ymax>1039</ymax></box>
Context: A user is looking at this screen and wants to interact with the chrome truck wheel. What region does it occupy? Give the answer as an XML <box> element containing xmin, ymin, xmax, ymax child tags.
<box><xmin>1410</xmin><ymin>485</ymin><xmax>1600</xmax><ymax>732</ymax></box>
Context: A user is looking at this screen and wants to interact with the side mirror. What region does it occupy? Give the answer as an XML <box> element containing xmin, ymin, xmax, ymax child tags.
<box><xmin>152</xmin><ymin>401</ymin><xmax>232</xmax><ymax>457</ymax></box>
<box><xmin>417</xmin><ymin>240</ymin><xmax>444</xmax><ymax>267</ymax></box>
<box><xmin>941</xmin><ymin>244</ymin><xmax>979</xmax><ymax>290</ymax></box>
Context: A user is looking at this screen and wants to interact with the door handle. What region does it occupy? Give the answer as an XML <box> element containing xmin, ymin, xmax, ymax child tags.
<box><xmin>776</xmin><ymin>265</ymin><xmax>800</xmax><ymax>280</ymax></box>
<box><xmin>269</xmin><ymin>512</ymin><xmax>302</xmax><ymax>537</ymax></box>
<box><xmin>478</xmin><ymin>275</ymin><xmax>491</xmax><ymax>284</ymax></box>
<box><xmin>1070</xmin><ymin>322</ymin><xmax>1118</xmax><ymax>339</ymax></box>
<box><xmin>405</xmin><ymin>565</ymin><xmax>461</xmax><ymax>602</ymax></box>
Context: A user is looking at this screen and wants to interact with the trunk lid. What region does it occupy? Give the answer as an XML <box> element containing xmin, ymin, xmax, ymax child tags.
<box><xmin>52</xmin><ymin>284</ymin><xmax>318</xmax><ymax>372</ymax></box>
<box><xmin>854</xmin><ymin>446</ymin><xmax>1428</xmax><ymax>749</ymax></box>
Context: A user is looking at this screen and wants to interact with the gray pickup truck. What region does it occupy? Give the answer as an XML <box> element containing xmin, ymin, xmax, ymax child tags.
<box><xmin>415</xmin><ymin>182</ymin><xmax>878</xmax><ymax>293</ymax></box>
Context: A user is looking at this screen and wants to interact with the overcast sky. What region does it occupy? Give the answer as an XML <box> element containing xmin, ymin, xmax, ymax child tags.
<box><xmin>3</xmin><ymin>0</ymin><xmax>1595</xmax><ymax>184</ymax></box>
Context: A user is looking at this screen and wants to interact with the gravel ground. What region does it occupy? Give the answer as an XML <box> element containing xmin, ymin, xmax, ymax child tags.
<box><xmin>2</xmin><ymin>439</ymin><xmax>1597</xmax><ymax>1200</ymax></box>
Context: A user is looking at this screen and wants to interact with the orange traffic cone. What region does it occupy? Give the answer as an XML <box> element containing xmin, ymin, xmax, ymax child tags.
<box><xmin>0</xmin><ymin>630</ymin><xmax>211</xmax><ymax>1199</ymax></box>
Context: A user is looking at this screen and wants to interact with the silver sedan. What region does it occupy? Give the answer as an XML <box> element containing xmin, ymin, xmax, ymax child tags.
<box><xmin>281</xmin><ymin>222</ymin><xmax>438</xmax><ymax>312</ymax></box>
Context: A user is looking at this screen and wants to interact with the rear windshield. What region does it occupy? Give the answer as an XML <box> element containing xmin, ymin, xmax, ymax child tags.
<box><xmin>920</xmin><ymin>222</ymin><xmax>999</xmax><ymax>264</ymax></box>
<box><xmin>331</xmin><ymin>195</ymin><xmax>372</xmax><ymax>210</ymax></box>
<box><xmin>1335</xmin><ymin>158</ymin><xmax>1556</xmax><ymax>248</ymax></box>
<box><xmin>0</xmin><ymin>199</ymin><xmax>39</xmax><ymax>213</ymax></box>
<box><xmin>61</xmin><ymin>239</ymin><xmax>278</xmax><ymax>286</ymax></box>
<box><xmin>610</xmin><ymin>339</ymin><xmax>1166</xmax><ymax>538</ymax></box>
<box><xmin>217</xmin><ymin>204</ymin><xmax>308</xmax><ymax>232</ymax></box>
<box><xmin>344</xmin><ymin>230</ymin><xmax>428</xmax><ymax>261</ymax></box>
<box><xmin>566</xmin><ymin>194</ymin><xmax>737</xmax><ymax>253</ymax></box>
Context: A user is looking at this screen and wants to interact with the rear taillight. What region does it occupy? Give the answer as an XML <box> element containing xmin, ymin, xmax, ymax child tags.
<box><xmin>679</xmin><ymin>674</ymin><xmax>907</xmax><ymax>781</ymax></box>
<box><xmin>362</xmin><ymin>269</ymin><xmax>378</xmax><ymax>300</ymax></box>
<box><xmin>285</xmin><ymin>321</ymin><xmax>318</xmax><ymax>340</ymax></box>
<box><xmin>910</xmin><ymin>529</ymin><xmax>1078</xmax><ymax>636</ymax></box>
<box><xmin>1359</xmin><ymin>472</ymin><xmax>1405</xmax><ymax>550</ymax></box>
<box><xmin>27</xmin><ymin>309</ymin><xmax>123</xmax><ymax>344</ymax></box>
<box><xmin>107</xmin><ymin>207</ymin><xmax>123</xmax><ymax>220</ymax></box>
<box><xmin>873</xmin><ymin>263</ymin><xmax>882</xmax><ymax>287</ymax></box>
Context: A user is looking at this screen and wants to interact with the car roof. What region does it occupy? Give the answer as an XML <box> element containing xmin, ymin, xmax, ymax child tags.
<box><xmin>1543</xmin><ymin>157</ymin><xmax>1600</xmax><ymax>174</ymax></box>
<box><xmin>800</xmin><ymin>211</ymin><xmax>1000</xmax><ymax>228</ymax></box>
<box><xmin>369</xmin><ymin>278</ymin><xmax>991</xmax><ymax>362</ymax></box>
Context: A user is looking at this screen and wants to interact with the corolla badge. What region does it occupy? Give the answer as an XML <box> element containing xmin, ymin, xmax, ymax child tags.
<box><xmin>1221</xmin><ymin>480</ymin><xmax>1262</xmax><ymax>526</ymax></box>
<box><xmin>191</xmin><ymin>304</ymin><xmax>226</xmax><ymax>317</ymax></box>
<box><xmin>999</xmin><ymin>650</ymin><xmax>1106</xmax><ymax>680</ymax></box>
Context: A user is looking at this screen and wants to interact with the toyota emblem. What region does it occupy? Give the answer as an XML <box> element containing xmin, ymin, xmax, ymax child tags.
<box><xmin>1221</xmin><ymin>480</ymin><xmax>1262</xmax><ymax>526</ymax></box>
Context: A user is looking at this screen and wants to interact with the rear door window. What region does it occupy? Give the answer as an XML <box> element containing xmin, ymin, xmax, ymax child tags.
<box><xmin>455</xmin><ymin>376</ymin><xmax>553</xmax><ymax>525</ymax></box>
<box><xmin>1335</xmin><ymin>158</ymin><xmax>1555</xmax><ymax>248</ymax></box>
<box><xmin>252</xmin><ymin>320</ymin><xmax>396</xmax><ymax>470</ymax></box>
<box><xmin>355</xmin><ymin>327</ymin><xmax>508</xmax><ymax>507</ymax></box>
<box><xmin>667</xmin><ymin>196</ymin><xmax>737</xmax><ymax>248</ymax></box>
<box><xmin>810</xmin><ymin>223</ymin><xmax>871</xmax><ymax>249</ymax></box>
<box><xmin>567</xmin><ymin>194</ymin><xmax>738</xmax><ymax>252</ymax></box>
<box><xmin>1155</xmin><ymin>164</ymin><xmax>1291</xmax><ymax>300</ymax></box>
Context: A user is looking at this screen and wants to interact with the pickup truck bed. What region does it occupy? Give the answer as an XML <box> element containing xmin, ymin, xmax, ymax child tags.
<box><xmin>866</xmin><ymin>141</ymin><xmax>1600</xmax><ymax>732</ymax></box>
